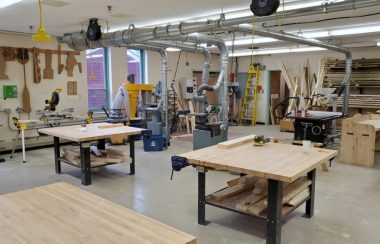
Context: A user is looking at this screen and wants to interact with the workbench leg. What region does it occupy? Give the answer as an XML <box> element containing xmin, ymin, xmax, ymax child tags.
<box><xmin>129</xmin><ymin>136</ymin><xmax>135</xmax><ymax>175</ymax></box>
<box><xmin>198</xmin><ymin>170</ymin><xmax>208</xmax><ymax>225</ymax></box>
<box><xmin>80</xmin><ymin>143</ymin><xmax>91</xmax><ymax>186</ymax></box>
<box><xmin>53</xmin><ymin>137</ymin><xmax>61</xmax><ymax>174</ymax></box>
<box><xmin>304</xmin><ymin>169</ymin><xmax>316</xmax><ymax>218</ymax></box>
<box><xmin>266</xmin><ymin>179</ymin><xmax>283</xmax><ymax>244</ymax></box>
<box><xmin>10</xmin><ymin>131</ymin><xmax>20</xmax><ymax>159</ymax></box>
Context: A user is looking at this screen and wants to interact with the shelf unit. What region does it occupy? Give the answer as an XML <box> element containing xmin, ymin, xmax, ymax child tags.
<box><xmin>324</xmin><ymin>58</ymin><xmax>380</xmax><ymax>113</ymax></box>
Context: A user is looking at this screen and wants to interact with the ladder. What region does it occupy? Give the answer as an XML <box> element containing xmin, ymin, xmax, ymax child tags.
<box><xmin>239</xmin><ymin>64</ymin><xmax>260</xmax><ymax>125</ymax></box>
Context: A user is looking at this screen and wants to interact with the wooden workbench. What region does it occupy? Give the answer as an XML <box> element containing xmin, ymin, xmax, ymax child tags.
<box><xmin>177</xmin><ymin>136</ymin><xmax>337</xmax><ymax>244</ymax></box>
<box><xmin>0</xmin><ymin>182</ymin><xmax>196</xmax><ymax>244</ymax></box>
<box><xmin>38</xmin><ymin>123</ymin><xmax>144</xmax><ymax>186</ymax></box>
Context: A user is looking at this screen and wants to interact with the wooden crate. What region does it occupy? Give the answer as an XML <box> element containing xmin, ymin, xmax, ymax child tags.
<box><xmin>340</xmin><ymin>113</ymin><xmax>380</xmax><ymax>167</ymax></box>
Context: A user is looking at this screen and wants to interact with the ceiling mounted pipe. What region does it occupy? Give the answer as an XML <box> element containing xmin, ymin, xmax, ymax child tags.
<box><xmin>123</xmin><ymin>44</ymin><xmax>170</xmax><ymax>147</ymax></box>
<box><xmin>58</xmin><ymin>0</ymin><xmax>378</xmax><ymax>51</ymax></box>
<box><xmin>161</xmin><ymin>34</ymin><xmax>229</xmax><ymax>124</ymax></box>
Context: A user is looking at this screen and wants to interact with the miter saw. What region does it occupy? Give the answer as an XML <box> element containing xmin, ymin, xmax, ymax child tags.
<box><xmin>36</xmin><ymin>89</ymin><xmax>75</xmax><ymax>122</ymax></box>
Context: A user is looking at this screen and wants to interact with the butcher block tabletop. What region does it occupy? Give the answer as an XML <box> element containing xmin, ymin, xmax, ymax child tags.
<box><xmin>0</xmin><ymin>182</ymin><xmax>196</xmax><ymax>244</ymax></box>
<box><xmin>179</xmin><ymin>138</ymin><xmax>338</xmax><ymax>183</ymax></box>
<box><xmin>38</xmin><ymin>123</ymin><xmax>144</xmax><ymax>142</ymax></box>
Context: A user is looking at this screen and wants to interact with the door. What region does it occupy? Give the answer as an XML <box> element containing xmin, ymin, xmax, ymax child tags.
<box><xmin>269</xmin><ymin>71</ymin><xmax>281</xmax><ymax>125</ymax></box>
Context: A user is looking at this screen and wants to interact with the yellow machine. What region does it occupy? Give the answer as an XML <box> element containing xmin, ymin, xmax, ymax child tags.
<box><xmin>124</xmin><ymin>83</ymin><xmax>153</xmax><ymax>119</ymax></box>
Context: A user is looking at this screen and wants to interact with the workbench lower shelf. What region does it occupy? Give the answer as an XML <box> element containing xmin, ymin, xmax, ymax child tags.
<box><xmin>59</xmin><ymin>157</ymin><xmax>129</xmax><ymax>169</ymax></box>
<box><xmin>205</xmin><ymin>188</ymin><xmax>310</xmax><ymax>219</ymax></box>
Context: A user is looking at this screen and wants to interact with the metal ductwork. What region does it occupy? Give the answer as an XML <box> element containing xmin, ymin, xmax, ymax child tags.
<box><xmin>59</xmin><ymin>0</ymin><xmax>379</xmax><ymax>52</ymax></box>
<box><xmin>146</xmin><ymin>41</ymin><xmax>211</xmax><ymax>88</ymax></box>
<box><xmin>229</xmin><ymin>25</ymin><xmax>352</xmax><ymax>116</ymax></box>
<box><xmin>126</xmin><ymin>44</ymin><xmax>169</xmax><ymax>147</ymax></box>
<box><xmin>161</xmin><ymin>34</ymin><xmax>229</xmax><ymax>124</ymax></box>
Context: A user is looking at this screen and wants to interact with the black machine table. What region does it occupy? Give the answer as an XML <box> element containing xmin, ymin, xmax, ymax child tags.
<box><xmin>288</xmin><ymin>111</ymin><xmax>343</xmax><ymax>143</ymax></box>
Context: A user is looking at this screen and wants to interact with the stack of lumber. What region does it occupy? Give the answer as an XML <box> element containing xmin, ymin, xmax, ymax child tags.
<box><xmin>277</xmin><ymin>58</ymin><xmax>324</xmax><ymax>126</ymax></box>
<box><xmin>208</xmin><ymin>175</ymin><xmax>311</xmax><ymax>217</ymax></box>
<box><xmin>337</xmin><ymin>94</ymin><xmax>380</xmax><ymax>109</ymax></box>
<box><xmin>63</xmin><ymin>146</ymin><xmax>131</xmax><ymax>167</ymax></box>
<box><xmin>324</xmin><ymin>58</ymin><xmax>380</xmax><ymax>88</ymax></box>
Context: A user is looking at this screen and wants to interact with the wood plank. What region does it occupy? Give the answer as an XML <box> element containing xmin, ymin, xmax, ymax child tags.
<box><xmin>218</xmin><ymin>135</ymin><xmax>256</xmax><ymax>149</ymax></box>
<box><xmin>287</xmin><ymin>188</ymin><xmax>310</xmax><ymax>206</ymax></box>
<box><xmin>0</xmin><ymin>183</ymin><xmax>196</xmax><ymax>244</ymax></box>
<box><xmin>210</xmin><ymin>175</ymin><xmax>259</xmax><ymax>201</ymax></box>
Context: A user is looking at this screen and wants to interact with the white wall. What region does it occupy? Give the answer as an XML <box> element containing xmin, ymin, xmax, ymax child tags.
<box><xmin>0</xmin><ymin>33</ymin><xmax>128</xmax><ymax>146</ymax></box>
<box><xmin>0</xmin><ymin>33</ymin><xmax>88</xmax><ymax>144</ymax></box>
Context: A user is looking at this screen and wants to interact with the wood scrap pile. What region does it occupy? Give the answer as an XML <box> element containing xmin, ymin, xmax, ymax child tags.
<box><xmin>208</xmin><ymin>175</ymin><xmax>311</xmax><ymax>217</ymax></box>
<box><xmin>324</xmin><ymin>58</ymin><xmax>380</xmax><ymax>87</ymax></box>
<box><xmin>63</xmin><ymin>146</ymin><xmax>131</xmax><ymax>167</ymax></box>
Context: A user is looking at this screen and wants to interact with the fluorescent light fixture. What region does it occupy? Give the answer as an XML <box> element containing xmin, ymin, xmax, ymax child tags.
<box><xmin>226</xmin><ymin>37</ymin><xmax>277</xmax><ymax>46</ymax></box>
<box><xmin>301</xmin><ymin>31</ymin><xmax>330</xmax><ymax>38</ymax></box>
<box><xmin>166</xmin><ymin>47</ymin><xmax>181</xmax><ymax>52</ymax></box>
<box><xmin>284</xmin><ymin>0</ymin><xmax>345</xmax><ymax>11</ymax></box>
<box><xmin>0</xmin><ymin>0</ymin><xmax>23</xmax><ymax>9</ymax></box>
<box><xmin>225</xmin><ymin>0</ymin><xmax>345</xmax><ymax>19</ymax></box>
<box><xmin>230</xmin><ymin>46</ymin><xmax>326</xmax><ymax>57</ymax></box>
<box><xmin>330</xmin><ymin>26</ymin><xmax>380</xmax><ymax>36</ymax></box>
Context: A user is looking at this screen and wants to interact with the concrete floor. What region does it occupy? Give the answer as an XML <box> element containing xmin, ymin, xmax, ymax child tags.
<box><xmin>0</xmin><ymin>125</ymin><xmax>379</xmax><ymax>244</ymax></box>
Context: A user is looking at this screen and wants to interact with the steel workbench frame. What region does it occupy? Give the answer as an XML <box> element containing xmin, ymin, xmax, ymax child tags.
<box><xmin>53</xmin><ymin>136</ymin><xmax>136</xmax><ymax>186</ymax></box>
<box><xmin>197</xmin><ymin>167</ymin><xmax>317</xmax><ymax>244</ymax></box>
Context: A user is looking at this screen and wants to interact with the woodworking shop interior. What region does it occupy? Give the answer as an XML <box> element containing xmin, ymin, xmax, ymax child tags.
<box><xmin>1</xmin><ymin>0</ymin><xmax>380</xmax><ymax>243</ymax></box>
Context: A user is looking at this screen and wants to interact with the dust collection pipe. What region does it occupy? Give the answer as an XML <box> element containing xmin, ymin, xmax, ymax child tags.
<box><xmin>126</xmin><ymin>44</ymin><xmax>170</xmax><ymax>147</ymax></box>
<box><xmin>59</xmin><ymin>0</ymin><xmax>378</xmax><ymax>50</ymax></box>
<box><xmin>229</xmin><ymin>25</ymin><xmax>352</xmax><ymax>115</ymax></box>
<box><xmin>145</xmin><ymin>41</ymin><xmax>212</xmax><ymax>115</ymax></box>
<box><xmin>146</xmin><ymin>41</ymin><xmax>211</xmax><ymax>87</ymax></box>
<box><xmin>162</xmin><ymin>34</ymin><xmax>229</xmax><ymax>124</ymax></box>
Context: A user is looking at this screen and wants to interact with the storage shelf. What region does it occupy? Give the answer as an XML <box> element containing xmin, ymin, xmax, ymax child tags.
<box><xmin>205</xmin><ymin>188</ymin><xmax>310</xmax><ymax>219</ymax></box>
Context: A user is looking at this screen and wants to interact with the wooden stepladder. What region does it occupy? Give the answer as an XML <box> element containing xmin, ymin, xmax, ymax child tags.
<box><xmin>239</xmin><ymin>64</ymin><xmax>260</xmax><ymax>125</ymax></box>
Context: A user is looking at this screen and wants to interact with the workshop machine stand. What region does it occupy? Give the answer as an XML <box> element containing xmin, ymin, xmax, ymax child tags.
<box><xmin>197</xmin><ymin>167</ymin><xmax>316</xmax><ymax>244</ymax></box>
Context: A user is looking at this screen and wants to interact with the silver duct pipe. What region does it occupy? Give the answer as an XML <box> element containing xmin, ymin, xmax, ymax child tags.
<box><xmin>229</xmin><ymin>25</ymin><xmax>352</xmax><ymax>116</ymax></box>
<box><xmin>221</xmin><ymin>0</ymin><xmax>380</xmax><ymax>25</ymax></box>
<box><xmin>162</xmin><ymin>34</ymin><xmax>229</xmax><ymax>124</ymax></box>
<box><xmin>127</xmin><ymin>44</ymin><xmax>170</xmax><ymax>146</ymax></box>
<box><xmin>59</xmin><ymin>0</ymin><xmax>378</xmax><ymax>51</ymax></box>
<box><xmin>146</xmin><ymin>41</ymin><xmax>211</xmax><ymax>87</ymax></box>
<box><xmin>145</xmin><ymin>41</ymin><xmax>212</xmax><ymax>114</ymax></box>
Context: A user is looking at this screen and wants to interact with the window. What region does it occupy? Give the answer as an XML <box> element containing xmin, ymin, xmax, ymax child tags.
<box><xmin>127</xmin><ymin>49</ymin><xmax>145</xmax><ymax>84</ymax></box>
<box><xmin>86</xmin><ymin>48</ymin><xmax>109</xmax><ymax>110</ymax></box>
